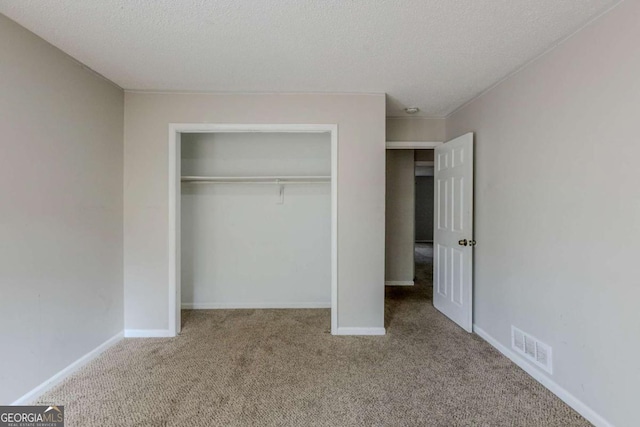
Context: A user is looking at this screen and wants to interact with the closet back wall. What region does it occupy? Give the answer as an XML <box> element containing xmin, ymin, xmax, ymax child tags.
<box><xmin>181</xmin><ymin>133</ymin><xmax>331</xmax><ymax>308</ymax></box>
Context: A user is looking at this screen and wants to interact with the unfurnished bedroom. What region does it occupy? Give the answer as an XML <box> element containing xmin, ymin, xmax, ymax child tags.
<box><xmin>0</xmin><ymin>1</ymin><xmax>637</xmax><ymax>426</ymax></box>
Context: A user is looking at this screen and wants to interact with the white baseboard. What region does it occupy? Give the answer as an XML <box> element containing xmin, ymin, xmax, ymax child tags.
<box><xmin>124</xmin><ymin>329</ymin><xmax>174</xmax><ymax>338</ymax></box>
<box><xmin>334</xmin><ymin>327</ymin><xmax>386</xmax><ymax>336</ymax></box>
<box><xmin>11</xmin><ymin>331</ymin><xmax>123</xmax><ymax>405</ymax></box>
<box><xmin>181</xmin><ymin>302</ymin><xmax>331</xmax><ymax>309</ymax></box>
<box><xmin>473</xmin><ymin>325</ymin><xmax>612</xmax><ymax>427</ymax></box>
<box><xmin>385</xmin><ymin>281</ymin><xmax>414</xmax><ymax>286</ymax></box>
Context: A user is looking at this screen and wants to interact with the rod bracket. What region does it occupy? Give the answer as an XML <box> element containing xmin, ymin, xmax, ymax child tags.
<box><xmin>277</xmin><ymin>179</ymin><xmax>284</xmax><ymax>204</ymax></box>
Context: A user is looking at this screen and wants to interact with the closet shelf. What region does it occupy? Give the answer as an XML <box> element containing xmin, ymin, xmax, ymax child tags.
<box><xmin>181</xmin><ymin>175</ymin><xmax>331</xmax><ymax>184</ymax></box>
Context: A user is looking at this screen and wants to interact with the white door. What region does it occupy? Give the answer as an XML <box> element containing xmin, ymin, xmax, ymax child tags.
<box><xmin>433</xmin><ymin>133</ymin><xmax>474</xmax><ymax>332</ymax></box>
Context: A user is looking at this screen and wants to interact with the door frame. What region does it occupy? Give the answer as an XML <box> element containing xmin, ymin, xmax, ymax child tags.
<box><xmin>386</xmin><ymin>141</ymin><xmax>443</xmax><ymax>150</ymax></box>
<box><xmin>168</xmin><ymin>123</ymin><xmax>339</xmax><ymax>337</ymax></box>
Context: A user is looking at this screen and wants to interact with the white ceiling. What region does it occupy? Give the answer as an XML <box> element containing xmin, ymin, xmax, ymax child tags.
<box><xmin>0</xmin><ymin>0</ymin><xmax>621</xmax><ymax>117</ymax></box>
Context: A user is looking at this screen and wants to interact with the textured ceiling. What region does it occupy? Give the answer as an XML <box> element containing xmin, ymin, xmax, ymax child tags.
<box><xmin>0</xmin><ymin>0</ymin><xmax>622</xmax><ymax>117</ymax></box>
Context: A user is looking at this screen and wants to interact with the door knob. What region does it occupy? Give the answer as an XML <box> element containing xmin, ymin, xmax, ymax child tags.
<box><xmin>469</xmin><ymin>240</ymin><xmax>477</xmax><ymax>246</ymax></box>
<box><xmin>458</xmin><ymin>239</ymin><xmax>468</xmax><ymax>246</ymax></box>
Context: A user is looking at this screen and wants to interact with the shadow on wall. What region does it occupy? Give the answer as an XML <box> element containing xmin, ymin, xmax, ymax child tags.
<box><xmin>415</xmin><ymin>176</ymin><xmax>434</xmax><ymax>241</ymax></box>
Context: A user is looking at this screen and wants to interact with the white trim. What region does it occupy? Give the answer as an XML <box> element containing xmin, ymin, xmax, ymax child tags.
<box><xmin>125</xmin><ymin>89</ymin><xmax>386</xmax><ymax>96</ymax></box>
<box><xmin>385</xmin><ymin>281</ymin><xmax>415</xmax><ymax>286</ymax></box>
<box><xmin>11</xmin><ymin>331</ymin><xmax>123</xmax><ymax>405</ymax></box>
<box><xmin>168</xmin><ymin>128</ymin><xmax>180</xmax><ymax>336</ymax></box>
<box><xmin>330</xmin><ymin>125</ymin><xmax>339</xmax><ymax>335</ymax></box>
<box><xmin>182</xmin><ymin>302</ymin><xmax>331</xmax><ymax>309</ymax></box>
<box><xmin>170</xmin><ymin>123</ymin><xmax>336</xmax><ymax>134</ymax></box>
<box><xmin>386</xmin><ymin>141</ymin><xmax>443</xmax><ymax>149</ymax></box>
<box><xmin>473</xmin><ymin>325</ymin><xmax>613</xmax><ymax>427</ymax></box>
<box><xmin>169</xmin><ymin>123</ymin><xmax>339</xmax><ymax>337</ymax></box>
<box><xmin>124</xmin><ymin>329</ymin><xmax>174</xmax><ymax>338</ymax></box>
<box><xmin>334</xmin><ymin>327</ymin><xmax>386</xmax><ymax>336</ymax></box>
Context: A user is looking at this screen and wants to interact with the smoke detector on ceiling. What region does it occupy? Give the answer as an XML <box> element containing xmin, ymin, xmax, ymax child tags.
<box><xmin>404</xmin><ymin>107</ymin><xmax>420</xmax><ymax>114</ymax></box>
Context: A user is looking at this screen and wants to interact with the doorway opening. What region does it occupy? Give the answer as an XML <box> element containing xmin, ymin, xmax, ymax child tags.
<box><xmin>414</xmin><ymin>149</ymin><xmax>435</xmax><ymax>296</ymax></box>
<box><xmin>385</xmin><ymin>133</ymin><xmax>474</xmax><ymax>332</ymax></box>
<box><xmin>384</xmin><ymin>147</ymin><xmax>435</xmax><ymax>289</ymax></box>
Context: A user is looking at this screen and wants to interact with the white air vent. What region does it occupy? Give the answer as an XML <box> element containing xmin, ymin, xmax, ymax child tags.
<box><xmin>511</xmin><ymin>326</ymin><xmax>553</xmax><ymax>374</ymax></box>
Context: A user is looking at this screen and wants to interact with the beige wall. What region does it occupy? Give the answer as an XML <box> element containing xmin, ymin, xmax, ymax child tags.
<box><xmin>446</xmin><ymin>1</ymin><xmax>638</xmax><ymax>425</ymax></box>
<box><xmin>385</xmin><ymin>150</ymin><xmax>415</xmax><ymax>283</ymax></box>
<box><xmin>0</xmin><ymin>15</ymin><xmax>124</xmax><ymax>404</ymax></box>
<box><xmin>414</xmin><ymin>150</ymin><xmax>434</xmax><ymax>161</ymax></box>
<box><xmin>124</xmin><ymin>92</ymin><xmax>386</xmax><ymax>331</ymax></box>
<box><xmin>415</xmin><ymin>176</ymin><xmax>434</xmax><ymax>242</ymax></box>
<box><xmin>386</xmin><ymin>117</ymin><xmax>445</xmax><ymax>142</ymax></box>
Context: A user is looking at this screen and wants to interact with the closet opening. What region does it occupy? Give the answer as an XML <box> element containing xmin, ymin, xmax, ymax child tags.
<box><xmin>169</xmin><ymin>124</ymin><xmax>338</xmax><ymax>337</ymax></box>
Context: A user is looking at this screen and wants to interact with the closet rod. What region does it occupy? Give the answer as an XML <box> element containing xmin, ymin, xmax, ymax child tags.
<box><xmin>182</xmin><ymin>181</ymin><xmax>329</xmax><ymax>185</ymax></box>
<box><xmin>181</xmin><ymin>176</ymin><xmax>330</xmax><ymax>184</ymax></box>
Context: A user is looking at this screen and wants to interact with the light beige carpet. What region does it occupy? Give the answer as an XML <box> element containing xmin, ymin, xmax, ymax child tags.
<box><xmin>36</xmin><ymin>255</ymin><xmax>589</xmax><ymax>426</ymax></box>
